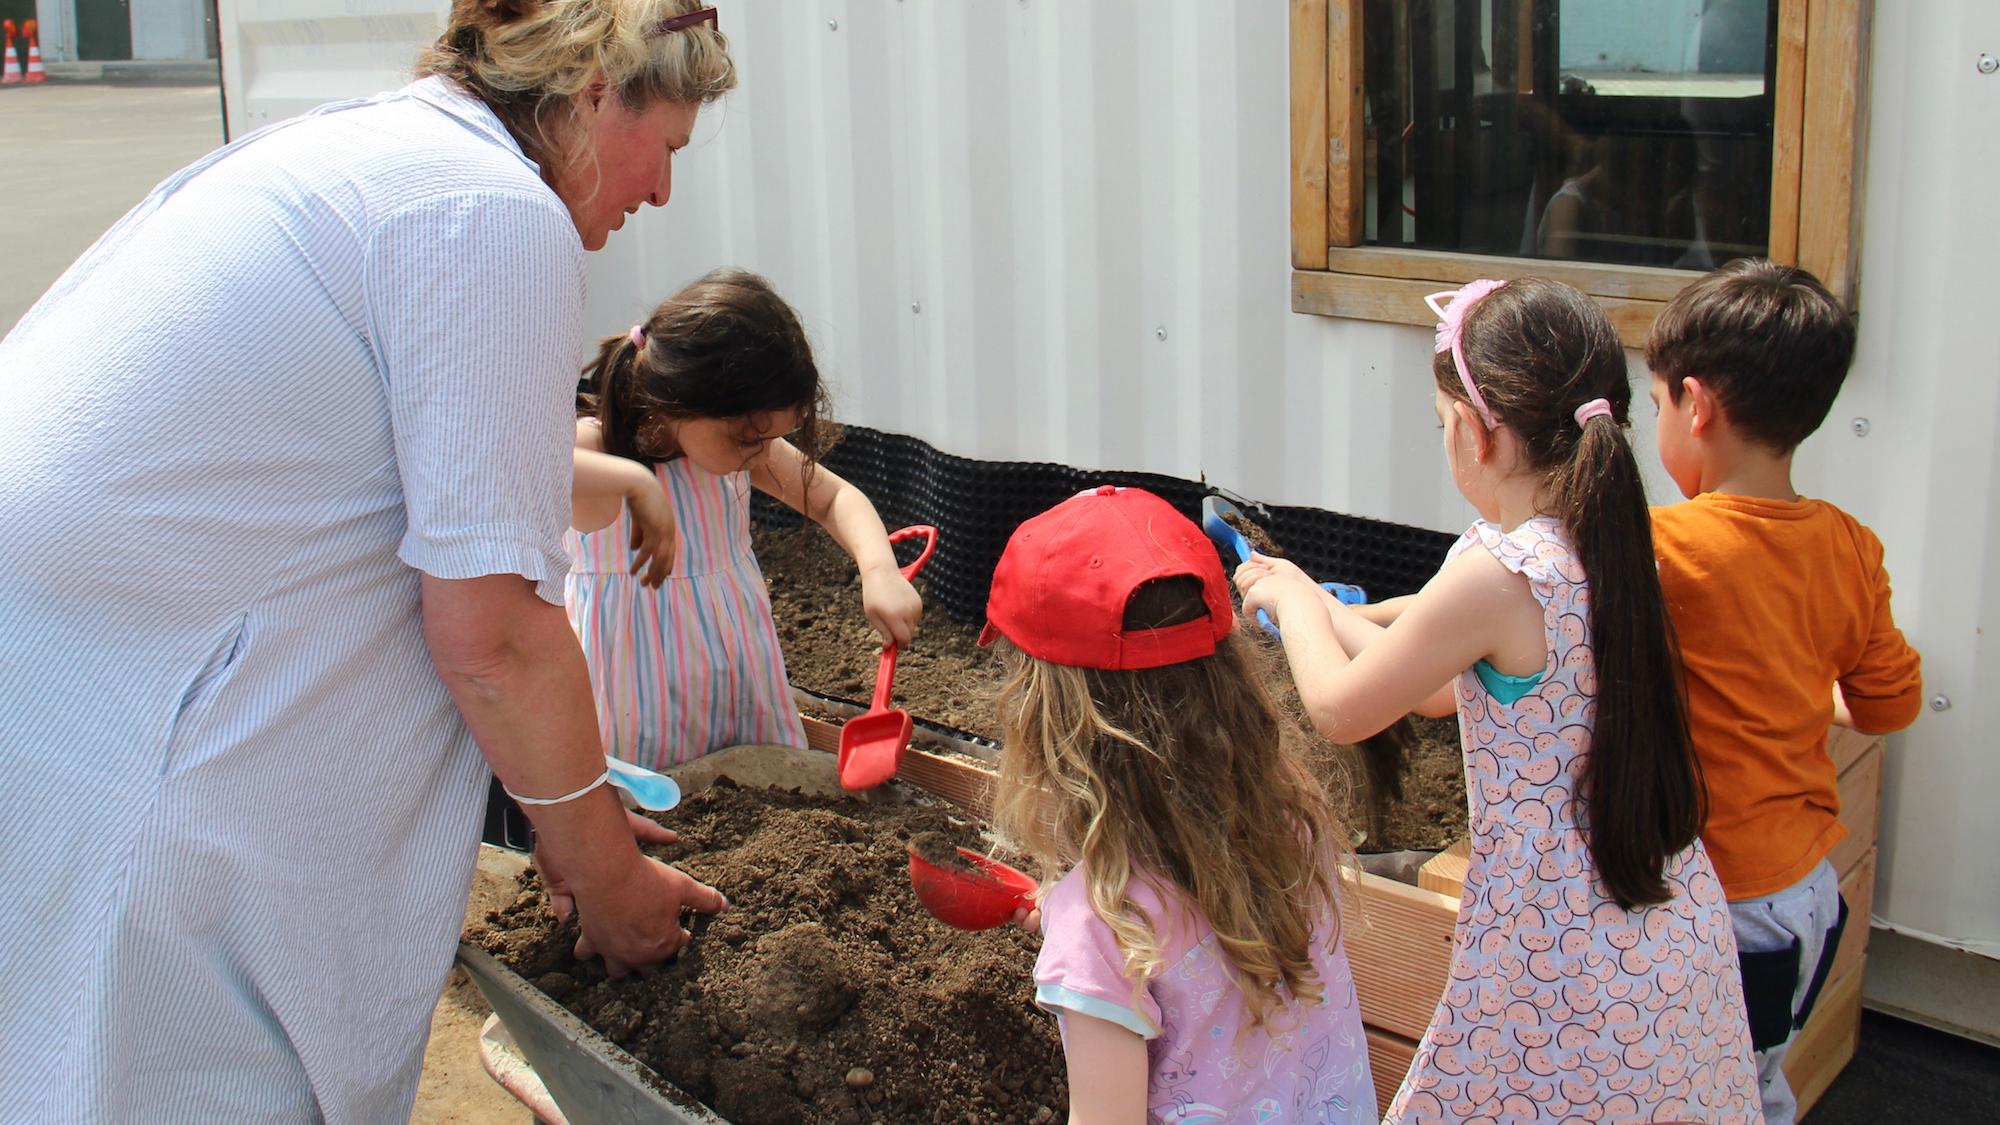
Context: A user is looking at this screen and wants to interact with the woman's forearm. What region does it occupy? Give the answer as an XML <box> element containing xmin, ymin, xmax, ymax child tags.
<box><xmin>420</xmin><ymin>572</ymin><xmax>638</xmax><ymax>893</ymax></box>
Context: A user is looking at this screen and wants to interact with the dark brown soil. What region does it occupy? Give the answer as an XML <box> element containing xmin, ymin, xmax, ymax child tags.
<box><xmin>753</xmin><ymin>522</ymin><xmax>1469</xmax><ymax>853</ymax></box>
<box><xmin>469</xmin><ymin>781</ymin><xmax>1066</xmax><ymax>1124</ymax></box>
<box><xmin>911</xmin><ymin>830</ymin><xmax>984</xmax><ymax>876</ymax></box>
<box><xmin>1222</xmin><ymin>510</ymin><xmax>1284</xmax><ymax>556</ymax></box>
<box><xmin>758</xmin><ymin>523</ymin><xmax>1000</xmax><ymax>741</ymax></box>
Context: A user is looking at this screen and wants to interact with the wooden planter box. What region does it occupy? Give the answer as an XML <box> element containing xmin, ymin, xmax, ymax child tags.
<box><xmin>806</xmin><ymin>711</ymin><xmax>1883</xmax><ymax>1118</ymax></box>
<box><xmin>1414</xmin><ymin>726</ymin><xmax>1883</xmax><ymax>1120</ymax></box>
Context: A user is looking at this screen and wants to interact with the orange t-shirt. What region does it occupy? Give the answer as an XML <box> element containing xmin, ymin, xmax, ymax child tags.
<box><xmin>1652</xmin><ymin>493</ymin><xmax>1923</xmax><ymax>900</ymax></box>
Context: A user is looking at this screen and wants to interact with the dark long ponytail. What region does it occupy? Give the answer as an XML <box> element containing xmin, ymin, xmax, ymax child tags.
<box><xmin>1442</xmin><ymin>278</ymin><xmax>1702</xmax><ymax>910</ymax></box>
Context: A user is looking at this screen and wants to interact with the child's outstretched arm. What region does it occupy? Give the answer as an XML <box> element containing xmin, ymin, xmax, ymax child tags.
<box><xmin>1241</xmin><ymin>545</ymin><xmax>1539</xmax><ymax>742</ymax></box>
<box><xmin>1057</xmin><ymin>1013</ymin><xmax>1148</xmax><ymax>1125</ymax></box>
<box><xmin>752</xmin><ymin>440</ymin><xmax>924</xmax><ymax>646</ymax></box>
<box><xmin>571</xmin><ymin>423</ymin><xmax>677</xmax><ymax>587</ymax></box>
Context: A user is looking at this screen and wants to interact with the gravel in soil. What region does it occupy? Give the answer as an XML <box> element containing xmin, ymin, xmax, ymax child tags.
<box><xmin>469</xmin><ymin>781</ymin><xmax>1066</xmax><ymax>1124</ymax></box>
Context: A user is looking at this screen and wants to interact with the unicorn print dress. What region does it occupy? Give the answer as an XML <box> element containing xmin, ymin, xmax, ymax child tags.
<box><xmin>565</xmin><ymin>454</ymin><xmax>806</xmax><ymax>768</ymax></box>
<box><xmin>1383</xmin><ymin>517</ymin><xmax>1763</xmax><ymax>1124</ymax></box>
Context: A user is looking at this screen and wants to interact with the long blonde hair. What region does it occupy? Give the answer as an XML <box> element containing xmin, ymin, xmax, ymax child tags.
<box><xmin>418</xmin><ymin>0</ymin><xmax>737</xmax><ymax>176</ymax></box>
<box><xmin>991</xmin><ymin>579</ymin><xmax>1352</xmax><ymax>1032</ymax></box>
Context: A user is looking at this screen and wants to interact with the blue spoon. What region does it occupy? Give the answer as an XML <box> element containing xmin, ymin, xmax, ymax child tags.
<box><xmin>605</xmin><ymin>755</ymin><xmax>681</xmax><ymax>812</ymax></box>
<box><xmin>1199</xmin><ymin>496</ymin><xmax>1368</xmax><ymax>639</ymax></box>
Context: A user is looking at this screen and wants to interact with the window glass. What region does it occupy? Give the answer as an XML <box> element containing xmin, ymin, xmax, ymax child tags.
<box><xmin>1362</xmin><ymin>0</ymin><xmax>1777</xmax><ymax>269</ymax></box>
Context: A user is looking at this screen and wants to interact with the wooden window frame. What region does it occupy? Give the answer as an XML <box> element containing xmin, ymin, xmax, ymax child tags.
<box><xmin>1289</xmin><ymin>0</ymin><xmax>1872</xmax><ymax>347</ymax></box>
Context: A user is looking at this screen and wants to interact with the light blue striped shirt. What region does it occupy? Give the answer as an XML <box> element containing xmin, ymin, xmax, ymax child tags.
<box><xmin>0</xmin><ymin>77</ymin><xmax>584</xmax><ymax>1122</ymax></box>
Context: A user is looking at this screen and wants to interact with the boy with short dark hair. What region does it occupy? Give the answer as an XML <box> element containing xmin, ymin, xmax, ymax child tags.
<box><xmin>1646</xmin><ymin>258</ymin><xmax>1924</xmax><ymax>1124</ymax></box>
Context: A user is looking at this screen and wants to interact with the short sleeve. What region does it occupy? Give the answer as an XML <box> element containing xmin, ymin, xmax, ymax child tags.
<box><xmin>1033</xmin><ymin>869</ymin><xmax>1161</xmax><ymax>1039</ymax></box>
<box><xmin>364</xmin><ymin>190</ymin><xmax>585</xmax><ymax>604</ymax></box>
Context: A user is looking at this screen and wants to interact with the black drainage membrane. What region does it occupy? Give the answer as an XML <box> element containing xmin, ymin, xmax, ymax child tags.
<box><xmin>752</xmin><ymin>424</ymin><xmax>1457</xmax><ymax>626</ymax></box>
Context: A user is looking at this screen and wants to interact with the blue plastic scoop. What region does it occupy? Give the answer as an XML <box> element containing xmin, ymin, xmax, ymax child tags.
<box><xmin>1199</xmin><ymin>495</ymin><xmax>1368</xmax><ymax>639</ymax></box>
<box><xmin>605</xmin><ymin>756</ymin><xmax>681</xmax><ymax>812</ymax></box>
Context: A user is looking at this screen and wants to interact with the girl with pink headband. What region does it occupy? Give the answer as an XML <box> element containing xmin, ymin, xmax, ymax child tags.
<box><xmin>1237</xmin><ymin>277</ymin><xmax>1761</xmax><ymax>1123</ymax></box>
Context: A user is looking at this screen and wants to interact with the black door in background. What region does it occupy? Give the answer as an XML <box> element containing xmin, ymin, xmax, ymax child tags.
<box><xmin>78</xmin><ymin>0</ymin><xmax>133</xmax><ymax>61</ymax></box>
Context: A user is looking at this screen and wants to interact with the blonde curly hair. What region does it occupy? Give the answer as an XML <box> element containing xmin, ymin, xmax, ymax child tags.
<box><xmin>990</xmin><ymin>577</ymin><xmax>1354</xmax><ymax>1034</ymax></box>
<box><xmin>418</xmin><ymin>0</ymin><xmax>737</xmax><ymax>175</ymax></box>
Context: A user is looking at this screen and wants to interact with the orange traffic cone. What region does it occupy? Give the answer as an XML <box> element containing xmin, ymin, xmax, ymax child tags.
<box><xmin>1</xmin><ymin>20</ymin><xmax>23</xmax><ymax>86</ymax></box>
<box><xmin>22</xmin><ymin>19</ymin><xmax>45</xmax><ymax>83</ymax></box>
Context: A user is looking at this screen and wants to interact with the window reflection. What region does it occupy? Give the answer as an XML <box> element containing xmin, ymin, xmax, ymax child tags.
<box><xmin>1363</xmin><ymin>0</ymin><xmax>1777</xmax><ymax>270</ymax></box>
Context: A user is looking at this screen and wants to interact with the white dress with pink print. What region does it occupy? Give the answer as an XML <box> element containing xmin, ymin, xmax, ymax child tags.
<box><xmin>1383</xmin><ymin>517</ymin><xmax>1762</xmax><ymax>1125</ymax></box>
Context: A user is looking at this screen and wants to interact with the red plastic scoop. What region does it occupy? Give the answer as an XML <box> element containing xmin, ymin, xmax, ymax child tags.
<box><xmin>836</xmin><ymin>525</ymin><xmax>939</xmax><ymax>790</ymax></box>
<box><xmin>909</xmin><ymin>845</ymin><xmax>1039</xmax><ymax>931</ymax></box>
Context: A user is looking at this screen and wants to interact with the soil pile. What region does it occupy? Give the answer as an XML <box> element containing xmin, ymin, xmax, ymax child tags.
<box><xmin>470</xmin><ymin>781</ymin><xmax>1066</xmax><ymax>1124</ymax></box>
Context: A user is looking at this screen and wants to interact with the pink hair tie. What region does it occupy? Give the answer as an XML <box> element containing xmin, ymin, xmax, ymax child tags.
<box><xmin>1574</xmin><ymin>398</ymin><xmax>1614</xmax><ymax>427</ymax></box>
<box><xmin>628</xmin><ymin>325</ymin><xmax>647</xmax><ymax>349</ymax></box>
<box><xmin>1424</xmin><ymin>280</ymin><xmax>1505</xmax><ymax>428</ymax></box>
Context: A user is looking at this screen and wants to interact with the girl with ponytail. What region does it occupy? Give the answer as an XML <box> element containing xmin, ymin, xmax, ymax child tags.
<box><xmin>1236</xmin><ymin>277</ymin><xmax>1761</xmax><ymax>1123</ymax></box>
<box><xmin>565</xmin><ymin>268</ymin><xmax>921</xmax><ymax>767</ymax></box>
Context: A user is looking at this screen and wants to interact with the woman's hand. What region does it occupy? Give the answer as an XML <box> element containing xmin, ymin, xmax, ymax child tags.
<box><xmin>625</xmin><ymin>476</ymin><xmax>678</xmax><ymax>588</ymax></box>
<box><xmin>538</xmin><ymin>810</ymin><xmax>679</xmax><ymax>924</ymax></box>
<box><xmin>570</xmin><ymin>854</ymin><xmax>729</xmax><ymax>977</ymax></box>
<box><xmin>860</xmin><ymin>564</ymin><xmax>924</xmax><ymax>648</ymax></box>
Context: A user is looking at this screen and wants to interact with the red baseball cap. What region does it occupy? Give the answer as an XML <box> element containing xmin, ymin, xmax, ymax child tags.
<box><xmin>978</xmin><ymin>486</ymin><xmax>1234</xmax><ymax>671</ymax></box>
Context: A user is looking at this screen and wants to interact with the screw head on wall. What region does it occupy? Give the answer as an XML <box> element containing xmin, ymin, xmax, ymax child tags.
<box><xmin>1155</xmin><ymin>325</ymin><xmax>1168</xmax><ymax>341</ymax></box>
<box><xmin>828</xmin><ymin>19</ymin><xmax>839</xmax><ymax>31</ymax></box>
<box><xmin>911</xmin><ymin>301</ymin><xmax>921</xmax><ymax>314</ymax></box>
<box><xmin>1931</xmin><ymin>695</ymin><xmax>1952</xmax><ymax>712</ymax></box>
<box><xmin>1978</xmin><ymin>53</ymin><xmax>1998</xmax><ymax>75</ymax></box>
<box><xmin>1850</xmin><ymin>417</ymin><xmax>1870</xmax><ymax>437</ymax></box>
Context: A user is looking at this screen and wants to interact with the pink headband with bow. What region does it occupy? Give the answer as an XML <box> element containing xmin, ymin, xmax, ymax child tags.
<box><xmin>1425</xmin><ymin>279</ymin><xmax>1506</xmax><ymax>428</ymax></box>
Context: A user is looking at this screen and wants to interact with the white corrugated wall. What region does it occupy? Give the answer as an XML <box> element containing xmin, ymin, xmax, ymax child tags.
<box><xmin>218</xmin><ymin>0</ymin><xmax>1997</xmax><ymax>975</ymax></box>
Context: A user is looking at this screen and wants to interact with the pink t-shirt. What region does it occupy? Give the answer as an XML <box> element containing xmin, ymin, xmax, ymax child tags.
<box><xmin>1034</xmin><ymin>867</ymin><xmax>1375</xmax><ymax>1124</ymax></box>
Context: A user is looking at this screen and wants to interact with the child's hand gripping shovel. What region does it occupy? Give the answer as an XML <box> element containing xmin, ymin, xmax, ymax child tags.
<box><xmin>908</xmin><ymin>836</ymin><xmax>1039</xmax><ymax>931</ymax></box>
<box><xmin>836</xmin><ymin>524</ymin><xmax>939</xmax><ymax>791</ymax></box>
<box><xmin>1199</xmin><ymin>496</ymin><xmax>1368</xmax><ymax>640</ymax></box>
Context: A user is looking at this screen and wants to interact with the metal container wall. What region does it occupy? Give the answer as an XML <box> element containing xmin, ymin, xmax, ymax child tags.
<box><xmin>217</xmin><ymin>0</ymin><xmax>1999</xmax><ymax>975</ymax></box>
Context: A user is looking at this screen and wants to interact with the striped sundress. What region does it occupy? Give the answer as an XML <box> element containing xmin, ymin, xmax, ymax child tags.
<box><xmin>565</xmin><ymin>456</ymin><xmax>806</xmax><ymax>767</ymax></box>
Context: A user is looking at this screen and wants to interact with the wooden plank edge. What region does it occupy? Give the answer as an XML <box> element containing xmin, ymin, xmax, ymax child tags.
<box><xmin>1295</xmin><ymin>269</ymin><xmax>1664</xmax><ymax>349</ymax></box>
<box><xmin>1829</xmin><ymin>726</ymin><xmax>1881</xmax><ymax>776</ymax></box>
<box><xmin>1344</xmin><ymin>869</ymin><xmax>1459</xmax><ymax>1040</ymax></box>
<box><xmin>1416</xmin><ymin>839</ymin><xmax>1470</xmax><ymax>896</ymax></box>
<box><xmin>1323</xmin><ymin>245</ymin><xmax>1699</xmax><ymax>302</ymax></box>
<box><xmin>1365</xmin><ymin>1025</ymin><xmax>1418</xmax><ymax>1118</ymax></box>
<box><xmin>1290</xmin><ymin>0</ymin><xmax>1331</xmax><ymax>270</ymax></box>
<box><xmin>1784</xmin><ymin>955</ymin><xmax>1864</xmax><ymax>1116</ymax></box>
<box><xmin>1828</xmin><ymin>847</ymin><xmax>1877</xmax><ymax>988</ymax></box>
<box><xmin>1768</xmin><ymin>0</ymin><xmax>1808</xmax><ymax>264</ymax></box>
<box><xmin>1327</xmin><ymin>0</ymin><xmax>1364</xmax><ymax>248</ymax></box>
<box><xmin>798</xmin><ymin>713</ymin><xmax>997</xmax><ymax>819</ymax></box>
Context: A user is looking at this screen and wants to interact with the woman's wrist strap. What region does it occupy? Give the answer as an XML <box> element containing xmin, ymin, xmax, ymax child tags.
<box><xmin>504</xmin><ymin>770</ymin><xmax>611</xmax><ymax>807</ymax></box>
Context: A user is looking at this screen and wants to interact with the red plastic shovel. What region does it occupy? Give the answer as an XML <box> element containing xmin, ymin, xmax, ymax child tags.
<box><xmin>836</xmin><ymin>524</ymin><xmax>939</xmax><ymax>790</ymax></box>
<box><xmin>908</xmin><ymin>846</ymin><xmax>1039</xmax><ymax>931</ymax></box>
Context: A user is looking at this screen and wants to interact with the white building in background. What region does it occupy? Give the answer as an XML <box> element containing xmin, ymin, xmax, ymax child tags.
<box><xmin>32</xmin><ymin>0</ymin><xmax>213</xmax><ymax>64</ymax></box>
<box><xmin>216</xmin><ymin>0</ymin><xmax>1999</xmax><ymax>1045</ymax></box>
